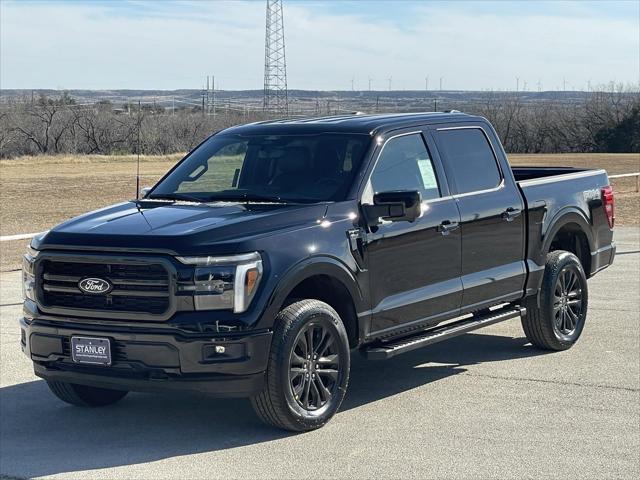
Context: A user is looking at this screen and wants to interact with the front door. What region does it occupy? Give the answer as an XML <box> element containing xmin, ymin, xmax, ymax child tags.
<box><xmin>363</xmin><ymin>131</ymin><xmax>463</xmax><ymax>337</ymax></box>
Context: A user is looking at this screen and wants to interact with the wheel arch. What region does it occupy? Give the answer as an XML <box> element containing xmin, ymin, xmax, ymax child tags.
<box><xmin>542</xmin><ymin>209</ymin><xmax>594</xmax><ymax>276</ymax></box>
<box><xmin>525</xmin><ymin>208</ymin><xmax>595</xmax><ymax>300</ymax></box>
<box><xmin>259</xmin><ymin>256</ymin><xmax>365</xmax><ymax>348</ymax></box>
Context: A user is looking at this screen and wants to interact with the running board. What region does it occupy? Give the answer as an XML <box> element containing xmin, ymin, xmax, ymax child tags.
<box><xmin>363</xmin><ymin>305</ymin><xmax>526</xmax><ymax>360</ymax></box>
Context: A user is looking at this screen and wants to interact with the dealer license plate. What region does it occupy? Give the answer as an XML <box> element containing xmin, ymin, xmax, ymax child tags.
<box><xmin>70</xmin><ymin>336</ymin><xmax>111</xmax><ymax>366</ymax></box>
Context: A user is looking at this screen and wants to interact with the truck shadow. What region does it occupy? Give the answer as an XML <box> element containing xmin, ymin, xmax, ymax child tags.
<box><xmin>0</xmin><ymin>332</ymin><xmax>544</xmax><ymax>478</ymax></box>
<box><xmin>342</xmin><ymin>331</ymin><xmax>544</xmax><ymax>410</ymax></box>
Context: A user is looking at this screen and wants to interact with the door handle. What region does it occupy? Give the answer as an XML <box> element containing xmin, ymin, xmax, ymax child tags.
<box><xmin>502</xmin><ymin>207</ymin><xmax>522</xmax><ymax>222</ymax></box>
<box><xmin>437</xmin><ymin>220</ymin><xmax>459</xmax><ymax>236</ymax></box>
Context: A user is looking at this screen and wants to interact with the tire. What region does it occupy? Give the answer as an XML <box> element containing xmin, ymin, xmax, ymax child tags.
<box><xmin>47</xmin><ymin>380</ymin><xmax>128</xmax><ymax>407</ymax></box>
<box><xmin>251</xmin><ymin>299</ymin><xmax>350</xmax><ymax>432</ymax></box>
<box><xmin>521</xmin><ymin>250</ymin><xmax>589</xmax><ymax>351</ymax></box>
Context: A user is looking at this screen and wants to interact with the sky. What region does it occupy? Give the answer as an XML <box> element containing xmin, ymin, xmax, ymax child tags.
<box><xmin>1</xmin><ymin>0</ymin><xmax>639</xmax><ymax>91</ymax></box>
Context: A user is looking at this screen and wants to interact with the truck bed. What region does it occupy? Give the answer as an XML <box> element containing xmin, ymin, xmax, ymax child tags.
<box><xmin>511</xmin><ymin>166</ymin><xmax>592</xmax><ymax>182</ymax></box>
<box><xmin>512</xmin><ymin>165</ymin><xmax>614</xmax><ymax>283</ymax></box>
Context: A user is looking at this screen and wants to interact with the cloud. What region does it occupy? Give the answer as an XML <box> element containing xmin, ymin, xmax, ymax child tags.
<box><xmin>1</xmin><ymin>0</ymin><xmax>638</xmax><ymax>90</ymax></box>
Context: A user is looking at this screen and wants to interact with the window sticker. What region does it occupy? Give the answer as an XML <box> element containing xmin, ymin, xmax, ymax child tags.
<box><xmin>417</xmin><ymin>158</ymin><xmax>438</xmax><ymax>189</ymax></box>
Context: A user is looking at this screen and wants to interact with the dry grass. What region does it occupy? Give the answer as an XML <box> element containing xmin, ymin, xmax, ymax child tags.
<box><xmin>0</xmin><ymin>153</ymin><xmax>185</xmax><ymax>166</ymax></box>
<box><xmin>1</xmin><ymin>153</ymin><xmax>638</xmax><ymax>271</ymax></box>
<box><xmin>509</xmin><ymin>153</ymin><xmax>639</xmax><ymax>175</ymax></box>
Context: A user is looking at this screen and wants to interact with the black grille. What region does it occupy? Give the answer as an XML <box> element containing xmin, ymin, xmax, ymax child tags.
<box><xmin>40</xmin><ymin>259</ymin><xmax>171</xmax><ymax>316</ymax></box>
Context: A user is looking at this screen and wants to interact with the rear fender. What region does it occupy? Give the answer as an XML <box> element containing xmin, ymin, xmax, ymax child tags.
<box><xmin>526</xmin><ymin>208</ymin><xmax>594</xmax><ymax>302</ymax></box>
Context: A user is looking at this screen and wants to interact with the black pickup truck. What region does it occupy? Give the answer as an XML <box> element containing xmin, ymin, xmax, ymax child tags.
<box><xmin>21</xmin><ymin>112</ymin><xmax>616</xmax><ymax>431</ymax></box>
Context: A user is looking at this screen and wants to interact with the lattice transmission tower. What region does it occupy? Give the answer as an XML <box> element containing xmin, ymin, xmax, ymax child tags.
<box><xmin>263</xmin><ymin>0</ymin><xmax>288</xmax><ymax>115</ymax></box>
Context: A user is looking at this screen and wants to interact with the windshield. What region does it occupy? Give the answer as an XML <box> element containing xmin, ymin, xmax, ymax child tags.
<box><xmin>149</xmin><ymin>133</ymin><xmax>371</xmax><ymax>203</ymax></box>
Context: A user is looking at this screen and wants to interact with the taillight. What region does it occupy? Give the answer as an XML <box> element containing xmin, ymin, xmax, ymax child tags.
<box><xmin>601</xmin><ymin>186</ymin><xmax>615</xmax><ymax>229</ymax></box>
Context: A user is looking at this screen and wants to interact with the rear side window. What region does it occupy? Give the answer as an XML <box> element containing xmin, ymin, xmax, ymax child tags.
<box><xmin>437</xmin><ymin>128</ymin><xmax>501</xmax><ymax>194</ymax></box>
<box><xmin>370</xmin><ymin>133</ymin><xmax>440</xmax><ymax>201</ymax></box>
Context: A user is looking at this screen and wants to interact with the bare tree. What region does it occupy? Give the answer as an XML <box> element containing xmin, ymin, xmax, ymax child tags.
<box><xmin>1</xmin><ymin>91</ymin><xmax>638</xmax><ymax>158</ymax></box>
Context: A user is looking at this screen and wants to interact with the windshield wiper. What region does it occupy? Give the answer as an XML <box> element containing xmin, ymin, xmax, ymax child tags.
<box><xmin>203</xmin><ymin>193</ymin><xmax>308</xmax><ymax>204</ymax></box>
<box><xmin>145</xmin><ymin>193</ymin><xmax>206</xmax><ymax>203</ymax></box>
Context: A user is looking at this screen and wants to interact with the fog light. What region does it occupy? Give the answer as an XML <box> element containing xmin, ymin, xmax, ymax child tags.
<box><xmin>202</xmin><ymin>343</ymin><xmax>245</xmax><ymax>361</ymax></box>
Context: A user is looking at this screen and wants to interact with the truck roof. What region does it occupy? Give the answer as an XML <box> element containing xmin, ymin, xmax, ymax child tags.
<box><xmin>223</xmin><ymin>111</ymin><xmax>483</xmax><ymax>137</ymax></box>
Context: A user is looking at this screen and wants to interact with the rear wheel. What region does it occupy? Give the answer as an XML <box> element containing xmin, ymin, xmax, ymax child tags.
<box><xmin>522</xmin><ymin>250</ymin><xmax>588</xmax><ymax>351</ymax></box>
<box><xmin>251</xmin><ymin>299</ymin><xmax>350</xmax><ymax>432</ymax></box>
<box><xmin>47</xmin><ymin>380</ymin><xmax>128</xmax><ymax>407</ymax></box>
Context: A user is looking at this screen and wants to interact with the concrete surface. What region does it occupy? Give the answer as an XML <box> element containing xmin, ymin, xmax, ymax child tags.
<box><xmin>1</xmin><ymin>227</ymin><xmax>638</xmax><ymax>479</ymax></box>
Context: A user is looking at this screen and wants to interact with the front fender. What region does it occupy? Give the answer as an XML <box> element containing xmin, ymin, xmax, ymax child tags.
<box><xmin>255</xmin><ymin>255</ymin><xmax>366</xmax><ymax>330</ymax></box>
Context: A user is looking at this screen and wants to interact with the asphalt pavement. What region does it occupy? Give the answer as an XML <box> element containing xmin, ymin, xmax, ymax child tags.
<box><xmin>1</xmin><ymin>227</ymin><xmax>638</xmax><ymax>479</ymax></box>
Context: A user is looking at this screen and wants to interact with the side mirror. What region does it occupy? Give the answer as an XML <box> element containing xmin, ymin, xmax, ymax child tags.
<box><xmin>140</xmin><ymin>186</ymin><xmax>152</xmax><ymax>198</ymax></box>
<box><xmin>363</xmin><ymin>190</ymin><xmax>422</xmax><ymax>226</ymax></box>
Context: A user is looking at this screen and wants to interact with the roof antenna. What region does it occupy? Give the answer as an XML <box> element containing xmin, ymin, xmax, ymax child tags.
<box><xmin>136</xmin><ymin>100</ymin><xmax>141</xmax><ymax>199</ymax></box>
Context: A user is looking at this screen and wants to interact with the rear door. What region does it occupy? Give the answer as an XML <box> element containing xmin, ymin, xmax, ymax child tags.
<box><xmin>362</xmin><ymin>130</ymin><xmax>462</xmax><ymax>337</ymax></box>
<box><xmin>431</xmin><ymin>124</ymin><xmax>526</xmax><ymax>311</ymax></box>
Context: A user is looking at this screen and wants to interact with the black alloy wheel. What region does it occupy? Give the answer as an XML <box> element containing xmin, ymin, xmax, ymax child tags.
<box><xmin>521</xmin><ymin>250</ymin><xmax>589</xmax><ymax>351</ymax></box>
<box><xmin>289</xmin><ymin>322</ymin><xmax>341</xmax><ymax>411</ymax></box>
<box><xmin>553</xmin><ymin>265</ymin><xmax>585</xmax><ymax>337</ymax></box>
<box><xmin>251</xmin><ymin>299</ymin><xmax>350</xmax><ymax>431</ymax></box>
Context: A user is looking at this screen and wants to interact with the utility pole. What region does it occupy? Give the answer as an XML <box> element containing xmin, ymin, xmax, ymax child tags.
<box><xmin>516</xmin><ymin>77</ymin><xmax>519</xmax><ymax>92</ymax></box>
<box><xmin>263</xmin><ymin>0</ymin><xmax>288</xmax><ymax>115</ymax></box>
<box><xmin>351</xmin><ymin>76</ymin><xmax>355</xmax><ymax>91</ymax></box>
<box><xmin>211</xmin><ymin>74</ymin><xmax>216</xmax><ymax>118</ymax></box>
<box><xmin>439</xmin><ymin>77</ymin><xmax>443</xmax><ymax>91</ymax></box>
<box><xmin>368</xmin><ymin>77</ymin><xmax>373</xmax><ymax>91</ymax></box>
<box><xmin>135</xmin><ymin>100</ymin><xmax>141</xmax><ymax>199</ymax></box>
<box><xmin>425</xmin><ymin>76</ymin><xmax>429</xmax><ymax>95</ymax></box>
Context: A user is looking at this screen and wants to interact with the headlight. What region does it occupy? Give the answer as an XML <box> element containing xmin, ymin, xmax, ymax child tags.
<box><xmin>22</xmin><ymin>246</ymin><xmax>39</xmax><ymax>302</ymax></box>
<box><xmin>176</xmin><ymin>252</ymin><xmax>263</xmax><ymax>313</ymax></box>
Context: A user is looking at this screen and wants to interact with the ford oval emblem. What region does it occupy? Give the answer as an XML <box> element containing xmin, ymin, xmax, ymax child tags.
<box><xmin>78</xmin><ymin>277</ymin><xmax>112</xmax><ymax>295</ymax></box>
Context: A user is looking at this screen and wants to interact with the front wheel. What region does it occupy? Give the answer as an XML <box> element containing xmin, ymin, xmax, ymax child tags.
<box><xmin>521</xmin><ymin>250</ymin><xmax>589</xmax><ymax>351</ymax></box>
<box><xmin>251</xmin><ymin>299</ymin><xmax>350</xmax><ymax>431</ymax></box>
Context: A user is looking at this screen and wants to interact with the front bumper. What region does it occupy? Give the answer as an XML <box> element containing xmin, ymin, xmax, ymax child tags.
<box><xmin>20</xmin><ymin>311</ymin><xmax>272</xmax><ymax>398</ymax></box>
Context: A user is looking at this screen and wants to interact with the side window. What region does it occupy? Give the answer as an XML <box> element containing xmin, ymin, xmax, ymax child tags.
<box><xmin>436</xmin><ymin>128</ymin><xmax>501</xmax><ymax>194</ymax></box>
<box><xmin>369</xmin><ymin>133</ymin><xmax>440</xmax><ymax>201</ymax></box>
<box><xmin>177</xmin><ymin>141</ymin><xmax>247</xmax><ymax>193</ymax></box>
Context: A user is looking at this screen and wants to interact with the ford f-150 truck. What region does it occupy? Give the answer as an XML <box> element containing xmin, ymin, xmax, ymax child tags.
<box><xmin>21</xmin><ymin>112</ymin><xmax>616</xmax><ymax>431</ymax></box>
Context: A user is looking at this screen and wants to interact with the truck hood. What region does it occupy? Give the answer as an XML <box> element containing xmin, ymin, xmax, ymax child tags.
<box><xmin>35</xmin><ymin>200</ymin><xmax>328</xmax><ymax>255</ymax></box>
